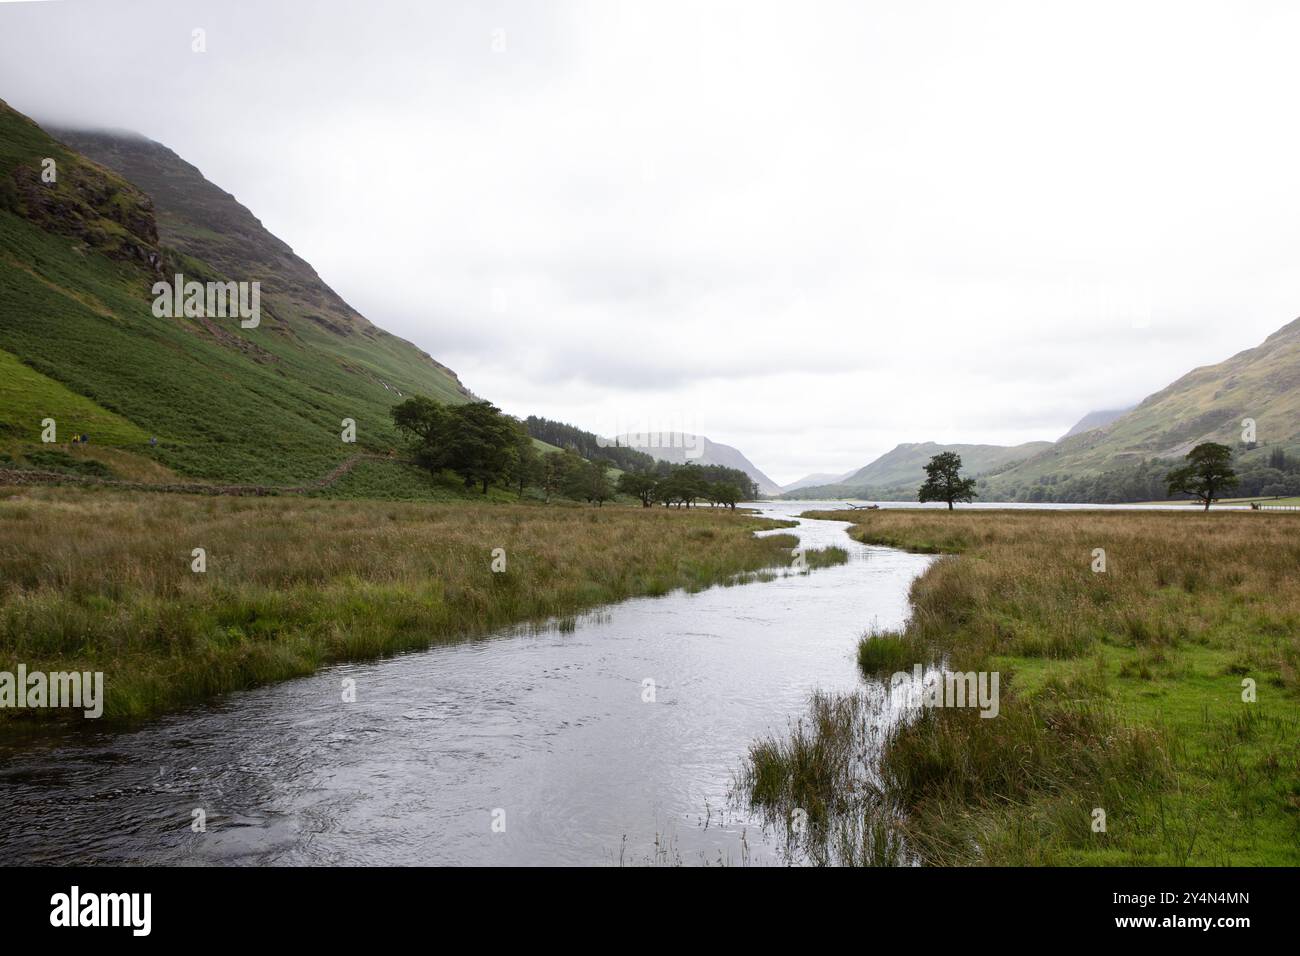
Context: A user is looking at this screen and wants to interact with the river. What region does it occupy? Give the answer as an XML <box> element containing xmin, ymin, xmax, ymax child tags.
<box><xmin>0</xmin><ymin>503</ymin><xmax>933</xmax><ymax>866</ymax></box>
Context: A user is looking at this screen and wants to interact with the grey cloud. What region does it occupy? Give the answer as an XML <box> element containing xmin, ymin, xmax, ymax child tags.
<box><xmin>3</xmin><ymin>0</ymin><xmax>1299</xmax><ymax>478</ymax></box>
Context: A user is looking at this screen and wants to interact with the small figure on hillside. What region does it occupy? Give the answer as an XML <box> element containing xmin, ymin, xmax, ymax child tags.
<box><xmin>150</xmin><ymin>436</ymin><xmax>158</xmax><ymax>447</ymax></box>
<box><xmin>81</xmin><ymin>433</ymin><xmax>89</xmax><ymax>444</ymax></box>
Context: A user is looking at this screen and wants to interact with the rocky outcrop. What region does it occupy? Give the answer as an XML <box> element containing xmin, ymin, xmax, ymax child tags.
<box><xmin>8</xmin><ymin>140</ymin><xmax>161</xmax><ymax>273</ymax></box>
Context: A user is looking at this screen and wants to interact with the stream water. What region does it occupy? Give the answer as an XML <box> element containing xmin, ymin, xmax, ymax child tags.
<box><xmin>0</xmin><ymin>503</ymin><xmax>934</xmax><ymax>866</ymax></box>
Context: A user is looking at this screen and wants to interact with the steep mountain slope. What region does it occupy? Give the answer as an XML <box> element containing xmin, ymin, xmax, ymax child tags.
<box><xmin>616</xmin><ymin>432</ymin><xmax>780</xmax><ymax>495</ymax></box>
<box><xmin>1058</xmin><ymin>406</ymin><xmax>1132</xmax><ymax>441</ymax></box>
<box><xmin>985</xmin><ymin>318</ymin><xmax>1300</xmax><ymax>497</ymax></box>
<box><xmin>50</xmin><ymin>126</ymin><xmax>467</xmax><ymax>405</ymax></box>
<box><xmin>0</xmin><ymin>99</ymin><xmax>470</xmax><ymax>485</ymax></box>
<box><xmin>784</xmin><ymin>441</ymin><xmax>1052</xmax><ymax>499</ymax></box>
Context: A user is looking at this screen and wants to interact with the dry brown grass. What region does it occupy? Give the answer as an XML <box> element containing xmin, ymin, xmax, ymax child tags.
<box><xmin>0</xmin><ymin>486</ymin><xmax>813</xmax><ymax>725</ymax></box>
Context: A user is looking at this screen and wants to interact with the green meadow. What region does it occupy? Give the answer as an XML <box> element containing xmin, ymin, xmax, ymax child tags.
<box><xmin>744</xmin><ymin>508</ymin><xmax>1300</xmax><ymax>866</ymax></box>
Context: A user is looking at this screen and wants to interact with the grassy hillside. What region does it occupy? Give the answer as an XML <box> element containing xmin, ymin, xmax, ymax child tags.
<box><xmin>784</xmin><ymin>441</ymin><xmax>1052</xmax><ymax>500</ymax></box>
<box><xmin>986</xmin><ymin>318</ymin><xmax>1300</xmax><ymax>498</ymax></box>
<box><xmin>52</xmin><ymin>126</ymin><xmax>469</xmax><ymax>407</ymax></box>
<box><xmin>0</xmin><ymin>347</ymin><xmax>147</xmax><ymax>445</ymax></box>
<box><xmin>0</xmin><ymin>99</ymin><xmax>471</xmax><ymax>487</ymax></box>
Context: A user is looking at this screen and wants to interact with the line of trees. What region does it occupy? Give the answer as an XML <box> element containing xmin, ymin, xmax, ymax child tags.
<box><xmin>616</xmin><ymin>466</ymin><xmax>744</xmax><ymax>509</ymax></box>
<box><xmin>393</xmin><ymin>397</ymin><xmax>751</xmax><ymax>506</ymax></box>
<box><xmin>640</xmin><ymin>460</ymin><xmax>758</xmax><ymax>499</ymax></box>
<box><xmin>523</xmin><ymin>416</ymin><xmax>656</xmax><ymax>472</ymax></box>
<box><xmin>524</xmin><ymin>414</ymin><xmax>760</xmax><ymax>497</ymax></box>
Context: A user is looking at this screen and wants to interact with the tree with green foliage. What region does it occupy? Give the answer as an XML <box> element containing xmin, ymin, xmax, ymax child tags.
<box><xmin>709</xmin><ymin>481</ymin><xmax>742</xmax><ymax>509</ymax></box>
<box><xmin>674</xmin><ymin>465</ymin><xmax>709</xmax><ymax>508</ymax></box>
<box><xmin>656</xmin><ymin>473</ymin><xmax>686</xmax><ymax>508</ymax></box>
<box><xmin>392</xmin><ymin>397</ymin><xmax>520</xmax><ymax>493</ymax></box>
<box><xmin>591</xmin><ymin>461</ymin><xmax>615</xmax><ymax>506</ymax></box>
<box><xmin>617</xmin><ymin>471</ymin><xmax>658</xmax><ymax>507</ymax></box>
<box><xmin>445</xmin><ymin>401</ymin><xmax>519</xmax><ymax>494</ymax></box>
<box><xmin>392</xmin><ymin>395</ymin><xmax>453</xmax><ymax>471</ymax></box>
<box><xmin>541</xmin><ymin>449</ymin><xmax>581</xmax><ymax>502</ymax></box>
<box><xmin>918</xmin><ymin>451</ymin><xmax>977</xmax><ymax>510</ymax></box>
<box><xmin>523</xmin><ymin>416</ymin><xmax>657</xmax><ymax>472</ymax></box>
<box><xmin>569</xmin><ymin>459</ymin><xmax>613</xmax><ymax>505</ymax></box>
<box><xmin>1166</xmin><ymin>442</ymin><xmax>1239</xmax><ymax>510</ymax></box>
<box><xmin>505</xmin><ymin>430</ymin><xmax>542</xmax><ymax>497</ymax></box>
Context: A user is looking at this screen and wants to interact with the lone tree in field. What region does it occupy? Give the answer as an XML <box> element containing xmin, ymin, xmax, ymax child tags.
<box><xmin>918</xmin><ymin>451</ymin><xmax>977</xmax><ymax>510</ymax></box>
<box><xmin>1166</xmin><ymin>442</ymin><xmax>1239</xmax><ymax>511</ymax></box>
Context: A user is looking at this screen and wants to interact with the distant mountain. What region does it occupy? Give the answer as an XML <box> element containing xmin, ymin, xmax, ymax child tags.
<box><xmin>780</xmin><ymin>470</ymin><xmax>857</xmax><ymax>493</ymax></box>
<box><xmin>1058</xmin><ymin>406</ymin><xmax>1132</xmax><ymax>441</ymax></box>
<box><xmin>842</xmin><ymin>441</ymin><xmax>1055</xmax><ymax>487</ymax></box>
<box><xmin>788</xmin><ymin>316</ymin><xmax>1300</xmax><ymax>504</ymax></box>
<box><xmin>616</xmin><ymin>432</ymin><xmax>781</xmax><ymax>495</ymax></box>
<box><xmin>0</xmin><ymin>99</ymin><xmax>470</xmax><ymax>486</ymax></box>
<box><xmin>783</xmin><ymin>441</ymin><xmax>1052</xmax><ymax>500</ymax></box>
<box><xmin>788</xmin><ymin>318</ymin><xmax>1300</xmax><ymax>504</ymax></box>
<box><xmin>985</xmin><ymin>317</ymin><xmax>1300</xmax><ymax>499</ymax></box>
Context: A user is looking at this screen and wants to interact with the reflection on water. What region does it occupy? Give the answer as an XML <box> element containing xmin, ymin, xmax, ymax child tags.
<box><xmin>0</xmin><ymin>503</ymin><xmax>933</xmax><ymax>866</ymax></box>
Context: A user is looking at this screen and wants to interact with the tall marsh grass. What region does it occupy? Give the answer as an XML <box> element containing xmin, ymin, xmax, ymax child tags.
<box><xmin>0</xmin><ymin>487</ymin><xmax>838</xmax><ymax>725</ymax></box>
<box><xmin>747</xmin><ymin>508</ymin><xmax>1300</xmax><ymax>865</ymax></box>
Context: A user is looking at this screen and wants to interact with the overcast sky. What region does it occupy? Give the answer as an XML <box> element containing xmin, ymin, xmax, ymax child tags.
<box><xmin>3</xmin><ymin>0</ymin><xmax>1299</xmax><ymax>484</ymax></box>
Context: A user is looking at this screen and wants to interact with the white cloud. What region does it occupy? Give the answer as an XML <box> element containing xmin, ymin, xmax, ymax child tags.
<box><xmin>3</xmin><ymin>0</ymin><xmax>1299</xmax><ymax>483</ymax></box>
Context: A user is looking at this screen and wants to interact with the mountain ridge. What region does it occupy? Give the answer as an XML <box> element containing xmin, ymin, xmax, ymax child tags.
<box><xmin>783</xmin><ymin>440</ymin><xmax>1052</xmax><ymax>500</ymax></box>
<box><xmin>0</xmin><ymin>98</ymin><xmax>471</xmax><ymax>488</ymax></box>
<box><xmin>1059</xmin><ymin>406</ymin><xmax>1133</xmax><ymax>441</ymax></box>
<box><xmin>779</xmin><ymin>469</ymin><xmax>857</xmax><ymax>493</ymax></box>
<box><xmin>49</xmin><ymin>124</ymin><xmax>469</xmax><ymax>399</ymax></box>
<box><xmin>615</xmin><ymin>431</ymin><xmax>780</xmax><ymax>495</ymax></box>
<box><xmin>983</xmin><ymin>316</ymin><xmax>1300</xmax><ymax>499</ymax></box>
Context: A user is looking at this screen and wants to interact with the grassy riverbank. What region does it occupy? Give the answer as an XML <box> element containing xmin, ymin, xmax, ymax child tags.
<box><xmin>0</xmin><ymin>486</ymin><xmax>831</xmax><ymax>728</ymax></box>
<box><xmin>746</xmin><ymin>509</ymin><xmax>1300</xmax><ymax>865</ymax></box>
